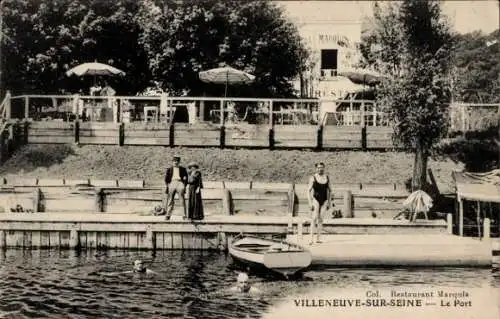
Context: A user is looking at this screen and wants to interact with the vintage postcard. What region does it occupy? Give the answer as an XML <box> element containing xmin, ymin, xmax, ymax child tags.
<box><xmin>0</xmin><ymin>0</ymin><xmax>498</xmax><ymax>318</ymax></box>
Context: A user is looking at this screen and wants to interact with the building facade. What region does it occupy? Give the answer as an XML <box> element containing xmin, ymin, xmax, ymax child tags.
<box><xmin>278</xmin><ymin>1</ymin><xmax>366</xmax><ymax>98</ymax></box>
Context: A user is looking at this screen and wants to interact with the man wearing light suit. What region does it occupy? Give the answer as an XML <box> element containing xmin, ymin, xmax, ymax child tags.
<box><xmin>164</xmin><ymin>156</ymin><xmax>188</xmax><ymax>220</ymax></box>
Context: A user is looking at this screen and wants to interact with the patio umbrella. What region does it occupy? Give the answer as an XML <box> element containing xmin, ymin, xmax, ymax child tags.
<box><xmin>402</xmin><ymin>190</ymin><xmax>433</xmax><ymax>221</ymax></box>
<box><xmin>66</xmin><ymin>62</ymin><xmax>126</xmax><ymax>77</ymax></box>
<box><xmin>199</xmin><ymin>66</ymin><xmax>255</xmax><ymax>97</ymax></box>
<box><xmin>338</xmin><ymin>68</ymin><xmax>384</xmax><ymax>86</ymax></box>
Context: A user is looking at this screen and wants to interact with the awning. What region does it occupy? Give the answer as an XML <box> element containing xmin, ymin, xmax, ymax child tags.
<box><xmin>453</xmin><ymin>170</ymin><xmax>500</xmax><ymax>203</ymax></box>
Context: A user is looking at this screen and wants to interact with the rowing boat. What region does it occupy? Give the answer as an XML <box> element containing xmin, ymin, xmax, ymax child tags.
<box><xmin>229</xmin><ymin>234</ymin><xmax>312</xmax><ymax>277</ymax></box>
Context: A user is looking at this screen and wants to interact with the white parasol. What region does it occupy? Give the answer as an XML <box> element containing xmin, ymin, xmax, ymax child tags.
<box><xmin>66</xmin><ymin>62</ymin><xmax>126</xmax><ymax>77</ymax></box>
<box><xmin>402</xmin><ymin>190</ymin><xmax>433</xmax><ymax>221</ymax></box>
<box><xmin>199</xmin><ymin>66</ymin><xmax>255</xmax><ymax>97</ymax></box>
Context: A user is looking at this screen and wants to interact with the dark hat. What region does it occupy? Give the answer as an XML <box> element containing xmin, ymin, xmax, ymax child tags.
<box><xmin>187</xmin><ymin>162</ymin><xmax>199</xmax><ymax>168</ymax></box>
<box><xmin>173</xmin><ymin>156</ymin><xmax>180</xmax><ymax>161</ymax></box>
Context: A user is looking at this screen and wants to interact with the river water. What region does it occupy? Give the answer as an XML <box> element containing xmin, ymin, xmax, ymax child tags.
<box><xmin>0</xmin><ymin>249</ymin><xmax>498</xmax><ymax>319</ymax></box>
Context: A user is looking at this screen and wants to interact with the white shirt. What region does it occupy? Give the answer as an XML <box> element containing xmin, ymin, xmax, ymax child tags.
<box><xmin>172</xmin><ymin>167</ymin><xmax>181</xmax><ymax>180</ymax></box>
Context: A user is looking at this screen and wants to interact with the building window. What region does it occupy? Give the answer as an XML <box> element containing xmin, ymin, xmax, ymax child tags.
<box><xmin>320</xmin><ymin>49</ymin><xmax>338</xmax><ymax>70</ymax></box>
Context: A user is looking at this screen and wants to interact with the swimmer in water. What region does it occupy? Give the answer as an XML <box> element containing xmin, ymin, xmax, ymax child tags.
<box><xmin>98</xmin><ymin>260</ymin><xmax>156</xmax><ymax>276</ymax></box>
<box><xmin>131</xmin><ymin>259</ymin><xmax>156</xmax><ymax>274</ymax></box>
<box><xmin>229</xmin><ymin>272</ymin><xmax>260</xmax><ymax>294</ymax></box>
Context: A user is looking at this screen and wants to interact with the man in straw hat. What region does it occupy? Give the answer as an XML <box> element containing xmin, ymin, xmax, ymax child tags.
<box><xmin>164</xmin><ymin>156</ymin><xmax>188</xmax><ymax>220</ymax></box>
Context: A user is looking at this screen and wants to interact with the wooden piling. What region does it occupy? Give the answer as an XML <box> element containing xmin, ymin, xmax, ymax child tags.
<box><xmin>95</xmin><ymin>188</ymin><xmax>105</xmax><ymax>212</ymax></box>
<box><xmin>32</xmin><ymin>188</ymin><xmax>41</xmax><ymax>213</ymax></box>
<box><xmin>343</xmin><ymin>190</ymin><xmax>353</xmax><ymax>218</ymax></box>
<box><xmin>447</xmin><ymin>213</ymin><xmax>453</xmax><ymax>234</ymax></box>
<box><xmin>69</xmin><ymin>228</ymin><xmax>79</xmax><ymax>249</ymax></box>
<box><xmin>0</xmin><ymin>230</ymin><xmax>5</xmax><ymax>248</ymax></box>
<box><xmin>222</xmin><ymin>189</ymin><xmax>232</xmax><ymax>215</ymax></box>
<box><xmin>217</xmin><ymin>232</ymin><xmax>227</xmax><ymax>251</ymax></box>
<box><xmin>118</xmin><ymin>123</ymin><xmax>125</xmax><ymax>146</ymax></box>
<box><xmin>287</xmin><ymin>183</ymin><xmax>296</xmax><ymax>233</ymax></box>
<box><xmin>483</xmin><ymin>218</ymin><xmax>490</xmax><ymax>239</ymax></box>
<box><xmin>74</xmin><ymin>120</ymin><xmax>80</xmax><ymax>144</ymax></box>
<box><xmin>459</xmin><ymin>198</ymin><xmax>464</xmax><ymax>236</ymax></box>
<box><xmin>145</xmin><ymin>226</ymin><xmax>155</xmax><ymax>250</ymax></box>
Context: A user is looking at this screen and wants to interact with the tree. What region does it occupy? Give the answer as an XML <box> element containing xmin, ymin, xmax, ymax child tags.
<box><xmin>138</xmin><ymin>0</ymin><xmax>308</xmax><ymax>97</ymax></box>
<box><xmin>360</xmin><ymin>1</ymin><xmax>454</xmax><ymax>191</ymax></box>
<box><xmin>451</xmin><ymin>29</ymin><xmax>500</xmax><ymax>103</ymax></box>
<box><xmin>1</xmin><ymin>0</ymin><xmax>151</xmax><ymax>95</ymax></box>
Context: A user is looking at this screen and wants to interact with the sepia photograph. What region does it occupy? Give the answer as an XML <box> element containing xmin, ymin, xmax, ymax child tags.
<box><xmin>0</xmin><ymin>0</ymin><xmax>498</xmax><ymax>318</ymax></box>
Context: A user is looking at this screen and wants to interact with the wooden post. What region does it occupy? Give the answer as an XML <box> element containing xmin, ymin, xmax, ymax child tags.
<box><xmin>458</xmin><ymin>198</ymin><xmax>464</xmax><ymax>236</ymax></box>
<box><xmin>32</xmin><ymin>188</ymin><xmax>41</xmax><ymax>213</ymax></box>
<box><xmin>316</xmin><ymin>124</ymin><xmax>323</xmax><ymax>150</ymax></box>
<box><xmin>24</xmin><ymin>96</ymin><xmax>29</xmax><ymax>119</ymax></box>
<box><xmin>217</xmin><ymin>232</ymin><xmax>227</xmax><ymax>251</ymax></box>
<box><xmin>74</xmin><ymin>120</ymin><xmax>80</xmax><ymax>144</ymax></box>
<box><xmin>220</xmin><ymin>125</ymin><xmax>225</xmax><ymax>149</ymax></box>
<box><xmin>69</xmin><ymin>227</ymin><xmax>79</xmax><ymax>249</ymax></box>
<box><xmin>343</xmin><ymin>190</ymin><xmax>353</xmax><ymax>218</ymax></box>
<box><xmin>268</xmin><ymin>127</ymin><xmax>274</xmax><ymax>149</ymax></box>
<box><xmin>73</xmin><ymin>94</ymin><xmax>80</xmax><ymax>121</ymax></box>
<box><xmin>0</xmin><ymin>230</ymin><xmax>5</xmax><ymax>248</ymax></box>
<box><xmin>360</xmin><ymin>101</ymin><xmax>365</xmax><ymax>127</ymax></box>
<box><xmin>5</xmin><ymin>91</ymin><xmax>11</xmax><ymax>120</ymax></box>
<box><xmin>287</xmin><ymin>183</ymin><xmax>296</xmax><ymax>233</ymax></box>
<box><xmin>145</xmin><ymin>226</ymin><xmax>155</xmax><ymax>250</ymax></box>
<box><xmin>268</xmin><ymin>100</ymin><xmax>273</xmax><ymax>127</ymax></box>
<box><xmin>22</xmin><ymin>120</ymin><xmax>29</xmax><ymax>145</ymax></box>
<box><xmin>461</xmin><ymin>104</ymin><xmax>466</xmax><ymax>133</ymax></box>
<box><xmin>118</xmin><ymin>122</ymin><xmax>124</xmax><ymax>146</ymax></box>
<box><xmin>169</xmin><ymin>123</ymin><xmax>175</xmax><ymax>147</ymax></box>
<box><xmin>221</xmin><ymin>188</ymin><xmax>233</xmax><ymax>215</ymax></box>
<box><xmin>361</xmin><ymin>126</ymin><xmax>367</xmax><ymax>151</ymax></box>
<box><xmin>95</xmin><ymin>188</ymin><xmax>104</xmax><ymax>212</ymax></box>
<box><xmin>199</xmin><ymin>100</ymin><xmax>205</xmax><ymax>122</ymax></box>
<box><xmin>483</xmin><ymin>218</ymin><xmax>491</xmax><ymax>239</ymax></box>
<box><xmin>220</xmin><ymin>99</ymin><xmax>225</xmax><ymax>126</ymax></box>
<box><xmin>447</xmin><ymin>213</ymin><xmax>453</xmax><ymax>234</ymax></box>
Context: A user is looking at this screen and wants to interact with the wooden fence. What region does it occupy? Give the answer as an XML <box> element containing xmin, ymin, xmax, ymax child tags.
<box><xmin>0</xmin><ymin>177</ymin><xmax>412</xmax><ymax>219</ymax></box>
<box><xmin>24</xmin><ymin>121</ymin><xmax>396</xmax><ymax>150</ymax></box>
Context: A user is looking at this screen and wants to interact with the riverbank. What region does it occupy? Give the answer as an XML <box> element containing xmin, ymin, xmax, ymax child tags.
<box><xmin>0</xmin><ymin>144</ymin><xmax>463</xmax><ymax>192</ymax></box>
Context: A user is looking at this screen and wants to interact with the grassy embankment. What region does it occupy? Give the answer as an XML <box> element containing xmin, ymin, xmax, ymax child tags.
<box><xmin>0</xmin><ymin>144</ymin><xmax>465</xmax><ymax>192</ymax></box>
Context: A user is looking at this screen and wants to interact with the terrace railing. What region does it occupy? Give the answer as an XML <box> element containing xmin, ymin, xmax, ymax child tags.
<box><xmin>6</xmin><ymin>93</ymin><xmax>390</xmax><ymax>127</ymax></box>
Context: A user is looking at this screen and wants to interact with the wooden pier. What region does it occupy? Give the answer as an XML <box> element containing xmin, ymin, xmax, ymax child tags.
<box><xmin>286</xmin><ymin>234</ymin><xmax>494</xmax><ymax>267</ymax></box>
<box><xmin>0</xmin><ymin>213</ymin><xmax>447</xmax><ymax>250</ymax></box>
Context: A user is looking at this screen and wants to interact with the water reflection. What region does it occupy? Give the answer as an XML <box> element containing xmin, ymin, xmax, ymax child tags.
<box><xmin>0</xmin><ymin>249</ymin><xmax>498</xmax><ymax>319</ymax></box>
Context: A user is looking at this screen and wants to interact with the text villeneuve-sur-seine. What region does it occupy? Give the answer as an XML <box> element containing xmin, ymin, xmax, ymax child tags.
<box><xmin>294</xmin><ymin>289</ymin><xmax>472</xmax><ymax>308</ymax></box>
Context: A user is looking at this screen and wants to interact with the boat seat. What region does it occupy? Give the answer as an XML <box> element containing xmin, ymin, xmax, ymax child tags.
<box><xmin>269</xmin><ymin>243</ymin><xmax>289</xmax><ymax>252</ymax></box>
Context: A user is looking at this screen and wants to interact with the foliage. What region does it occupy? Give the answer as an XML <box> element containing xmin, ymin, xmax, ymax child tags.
<box><xmin>1</xmin><ymin>0</ymin><xmax>151</xmax><ymax>95</ymax></box>
<box><xmin>451</xmin><ymin>29</ymin><xmax>500</xmax><ymax>103</ymax></box>
<box><xmin>359</xmin><ymin>1</ymin><xmax>454</xmax><ymax>189</ymax></box>
<box><xmin>137</xmin><ymin>0</ymin><xmax>308</xmax><ymax>97</ymax></box>
<box><xmin>1</xmin><ymin>0</ymin><xmax>307</xmax><ymax>98</ymax></box>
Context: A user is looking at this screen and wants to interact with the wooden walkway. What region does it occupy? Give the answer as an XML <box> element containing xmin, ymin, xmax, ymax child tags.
<box><xmin>286</xmin><ymin>234</ymin><xmax>493</xmax><ymax>266</ymax></box>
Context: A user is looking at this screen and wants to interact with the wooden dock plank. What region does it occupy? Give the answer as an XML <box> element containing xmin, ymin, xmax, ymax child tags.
<box><xmin>171</xmin><ymin>233</ymin><xmax>183</xmax><ymax>249</ymax></box>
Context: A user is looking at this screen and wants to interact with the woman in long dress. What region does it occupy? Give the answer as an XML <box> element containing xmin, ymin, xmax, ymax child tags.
<box><xmin>187</xmin><ymin>162</ymin><xmax>204</xmax><ymax>220</ymax></box>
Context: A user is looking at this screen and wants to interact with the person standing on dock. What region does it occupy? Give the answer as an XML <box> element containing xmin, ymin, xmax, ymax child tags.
<box><xmin>187</xmin><ymin>162</ymin><xmax>204</xmax><ymax>220</ymax></box>
<box><xmin>164</xmin><ymin>156</ymin><xmax>188</xmax><ymax>220</ymax></box>
<box><xmin>307</xmin><ymin>162</ymin><xmax>332</xmax><ymax>244</ymax></box>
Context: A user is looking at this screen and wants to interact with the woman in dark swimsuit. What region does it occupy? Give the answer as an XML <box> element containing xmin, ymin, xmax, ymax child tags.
<box><xmin>307</xmin><ymin>162</ymin><xmax>332</xmax><ymax>244</ymax></box>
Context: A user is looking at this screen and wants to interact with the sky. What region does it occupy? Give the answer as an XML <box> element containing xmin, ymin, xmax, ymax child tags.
<box><xmin>278</xmin><ymin>1</ymin><xmax>499</xmax><ymax>34</ymax></box>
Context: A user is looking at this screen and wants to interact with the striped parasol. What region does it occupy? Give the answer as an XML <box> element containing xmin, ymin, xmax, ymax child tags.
<box><xmin>199</xmin><ymin>66</ymin><xmax>255</xmax><ymax>97</ymax></box>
